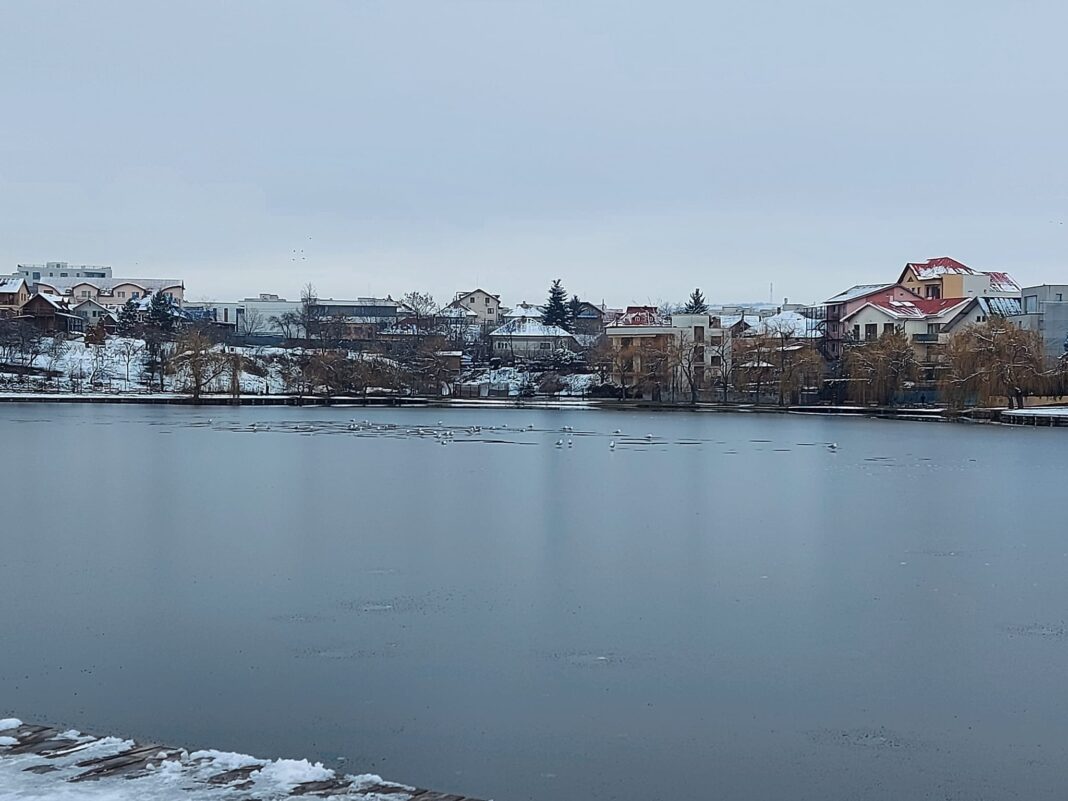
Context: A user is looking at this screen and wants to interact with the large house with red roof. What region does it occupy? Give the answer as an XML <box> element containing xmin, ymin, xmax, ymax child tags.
<box><xmin>897</xmin><ymin>257</ymin><xmax>1020</xmax><ymax>300</ymax></box>
<box><xmin>841</xmin><ymin>296</ymin><xmax>973</xmax><ymax>374</ymax></box>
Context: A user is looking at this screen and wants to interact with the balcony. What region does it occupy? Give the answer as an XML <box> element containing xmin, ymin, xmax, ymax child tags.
<box><xmin>912</xmin><ymin>333</ymin><xmax>941</xmax><ymax>343</ymax></box>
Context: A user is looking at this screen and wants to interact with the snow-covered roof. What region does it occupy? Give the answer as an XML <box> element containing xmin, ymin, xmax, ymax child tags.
<box><xmin>985</xmin><ymin>271</ymin><xmax>1021</xmax><ymax>294</ymax></box>
<box><xmin>747</xmin><ymin>310</ymin><xmax>821</xmax><ymax>338</ymax></box>
<box><xmin>438</xmin><ymin>305</ymin><xmax>478</xmax><ymax>319</ymax></box>
<box><xmin>605</xmin><ymin>306</ymin><xmax>668</xmax><ymax>327</ymax></box>
<box><xmin>845</xmin><ymin>296</ymin><xmax>970</xmax><ymax>321</ymax></box>
<box><xmin>903</xmin><ymin>257</ymin><xmax>976</xmax><ymax>280</ymax></box>
<box><xmin>36</xmin><ymin>276</ymin><xmax>183</xmax><ymax>294</ymax></box>
<box><xmin>34</xmin><ymin>292</ymin><xmax>74</xmax><ymax>309</ymax></box>
<box><xmin>824</xmin><ymin>283</ymin><xmax>896</xmax><ymax>304</ymax></box>
<box><xmin>503</xmin><ymin>302</ymin><xmax>543</xmax><ymax>320</ymax></box>
<box><xmin>718</xmin><ymin>313</ymin><xmax>760</xmax><ymax>329</ymax></box>
<box><xmin>490</xmin><ymin>319</ymin><xmax>574</xmax><ymax>339</ymax></box>
<box><xmin>0</xmin><ymin>276</ymin><xmax>27</xmax><ymax>293</ymax></box>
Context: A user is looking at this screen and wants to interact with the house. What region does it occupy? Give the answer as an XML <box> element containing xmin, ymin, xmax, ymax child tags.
<box><xmin>942</xmin><ymin>296</ymin><xmax>1024</xmax><ymax>334</ymax></box>
<box><xmin>841</xmin><ymin>296</ymin><xmax>971</xmax><ymax>370</ymax></box>
<box><xmin>1012</xmin><ymin>285</ymin><xmax>1068</xmax><ymax>363</ymax></box>
<box><xmin>73</xmin><ymin>298</ymin><xmax>119</xmax><ymax>332</ymax></box>
<box><xmin>570</xmin><ymin>301</ymin><xmax>606</xmax><ymax>337</ymax></box>
<box><xmin>34</xmin><ymin>277</ymin><xmax>185</xmax><ymax>309</ymax></box>
<box><xmin>821</xmin><ymin>283</ymin><xmax>921</xmax><ymax>360</ymax></box>
<box><xmin>0</xmin><ymin>277</ymin><xmax>31</xmax><ymax>317</ymax></box>
<box><xmin>18</xmin><ymin>293</ymin><xmax>86</xmax><ymax>333</ymax></box>
<box><xmin>449</xmin><ymin>289</ymin><xmax>502</xmax><ymax>325</ymax></box>
<box><xmin>897</xmin><ymin>257</ymin><xmax>1020</xmax><ymax>300</ymax></box>
<box><xmin>603</xmin><ymin>307</ymin><xmax>731</xmax><ymax>398</ymax></box>
<box><xmin>489</xmin><ymin>317</ymin><xmax>576</xmax><ymax>360</ymax></box>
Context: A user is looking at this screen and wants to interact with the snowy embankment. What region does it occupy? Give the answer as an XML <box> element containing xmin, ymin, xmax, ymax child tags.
<box><xmin>457</xmin><ymin>366</ymin><xmax>601</xmax><ymax>397</ymax></box>
<box><xmin>0</xmin><ymin>337</ymin><xmax>290</xmax><ymax>396</ymax></box>
<box><xmin>0</xmin><ymin>717</ymin><xmax>432</xmax><ymax>800</ymax></box>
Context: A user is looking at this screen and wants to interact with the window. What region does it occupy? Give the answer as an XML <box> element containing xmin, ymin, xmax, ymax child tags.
<box><xmin>117</xmin><ymin>291</ymin><xmax>125</xmax><ymax>298</ymax></box>
<box><xmin>131</xmin><ymin>292</ymin><xmax>139</xmax><ymax>299</ymax></box>
<box><xmin>487</xmin><ymin>308</ymin><xmax>494</xmax><ymax>315</ymax></box>
<box><xmin>1057</xmin><ymin>294</ymin><xmax>1064</xmax><ymax>302</ymax></box>
<box><xmin>883</xmin><ymin>323</ymin><xmax>895</xmax><ymax>335</ymax></box>
<box><xmin>61</xmin><ymin>273</ymin><xmax>68</xmax><ymax>277</ymax></box>
<box><xmin>852</xmin><ymin>325</ymin><xmax>860</xmax><ymax>340</ymax></box>
<box><xmin>485</xmin><ymin>297</ymin><xmax>490</xmax><ymax>305</ymax></box>
<box><xmin>1025</xmin><ymin>295</ymin><xmax>1038</xmax><ymax>313</ymax></box>
<box><xmin>925</xmin><ymin>285</ymin><xmax>941</xmax><ymax>299</ymax></box>
<box><xmin>864</xmin><ymin>324</ymin><xmax>878</xmax><ymax>341</ymax></box>
<box><xmin>927</xmin><ymin>323</ymin><xmax>940</xmax><ymax>334</ymax></box>
<box><xmin>539</xmin><ymin>341</ymin><xmax>551</xmax><ymax>349</ymax></box>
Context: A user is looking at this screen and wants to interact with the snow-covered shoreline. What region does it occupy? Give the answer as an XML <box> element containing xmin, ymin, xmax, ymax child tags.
<box><xmin>0</xmin><ymin>717</ymin><xmax>484</xmax><ymax>800</ymax></box>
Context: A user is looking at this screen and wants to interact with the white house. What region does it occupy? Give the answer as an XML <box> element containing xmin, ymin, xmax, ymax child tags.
<box><xmin>449</xmin><ymin>289</ymin><xmax>502</xmax><ymax>325</ymax></box>
<box><xmin>489</xmin><ymin>317</ymin><xmax>576</xmax><ymax>359</ymax></box>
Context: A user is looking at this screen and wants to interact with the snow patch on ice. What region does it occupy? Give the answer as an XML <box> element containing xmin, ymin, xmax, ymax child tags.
<box><xmin>0</xmin><ymin>719</ymin><xmax>22</xmax><ymax>731</ymax></box>
<box><xmin>251</xmin><ymin>758</ymin><xmax>334</xmax><ymax>787</ymax></box>
<box><xmin>0</xmin><ymin>737</ymin><xmax>17</xmax><ymax>746</ymax></box>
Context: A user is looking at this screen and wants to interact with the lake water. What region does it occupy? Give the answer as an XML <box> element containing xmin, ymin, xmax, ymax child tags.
<box><xmin>2</xmin><ymin>404</ymin><xmax>1067</xmax><ymax>800</ymax></box>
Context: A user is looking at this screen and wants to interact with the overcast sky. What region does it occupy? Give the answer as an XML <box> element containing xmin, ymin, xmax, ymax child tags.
<box><xmin>2</xmin><ymin>0</ymin><xmax>1066</xmax><ymax>308</ymax></box>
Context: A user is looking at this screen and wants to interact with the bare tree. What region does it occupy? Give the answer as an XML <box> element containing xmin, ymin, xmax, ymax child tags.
<box><xmin>941</xmin><ymin>320</ymin><xmax>1050</xmax><ymax>409</ymax></box>
<box><xmin>401</xmin><ymin>291</ymin><xmax>438</xmax><ymax>334</ymax></box>
<box><xmin>734</xmin><ymin>333</ymin><xmax>777</xmax><ymax>404</ymax></box>
<box><xmin>117</xmin><ymin>339</ymin><xmax>144</xmax><ymax>391</ymax></box>
<box><xmin>43</xmin><ymin>335</ymin><xmax>69</xmax><ymax>384</ymax></box>
<box><xmin>170</xmin><ymin>330</ymin><xmax>227</xmax><ymax>401</ymax></box>
<box><xmin>87</xmin><ymin>343</ymin><xmax>115</xmax><ymax>389</ymax></box>
<box><xmin>844</xmin><ymin>329</ymin><xmax>918</xmax><ymax>406</ymax></box>
<box><xmin>238</xmin><ymin>307</ymin><xmax>266</xmax><ymax>338</ymax></box>
<box><xmin>299</xmin><ymin>283</ymin><xmax>322</xmax><ymax>345</ymax></box>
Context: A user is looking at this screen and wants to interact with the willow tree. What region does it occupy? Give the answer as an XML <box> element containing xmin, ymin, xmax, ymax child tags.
<box><xmin>844</xmin><ymin>330</ymin><xmax>917</xmax><ymax>406</ymax></box>
<box><xmin>941</xmin><ymin>320</ymin><xmax>1048</xmax><ymax>409</ymax></box>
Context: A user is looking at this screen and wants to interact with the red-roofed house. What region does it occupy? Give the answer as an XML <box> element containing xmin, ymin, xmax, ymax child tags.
<box><xmin>841</xmin><ymin>296</ymin><xmax>972</xmax><ymax>372</ymax></box>
<box><xmin>897</xmin><ymin>258</ymin><xmax>1021</xmax><ymax>300</ymax></box>
<box><xmin>821</xmin><ymin>283</ymin><xmax>921</xmax><ymax>360</ymax></box>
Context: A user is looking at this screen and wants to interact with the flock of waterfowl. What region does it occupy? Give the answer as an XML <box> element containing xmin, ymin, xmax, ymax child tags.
<box><xmin>194</xmin><ymin>416</ymin><xmax>844</xmax><ymax>453</ymax></box>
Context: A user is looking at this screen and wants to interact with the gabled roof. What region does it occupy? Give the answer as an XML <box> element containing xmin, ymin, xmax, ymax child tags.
<box><xmin>453</xmin><ymin>288</ymin><xmax>500</xmax><ymax>302</ymax></box>
<box><xmin>30</xmin><ymin>292</ymin><xmax>74</xmax><ymax>310</ymax></box>
<box><xmin>899</xmin><ymin>257</ymin><xmax>976</xmax><ymax>282</ymax></box>
<box><xmin>844</xmin><ymin>296</ymin><xmax>970</xmax><ymax>321</ymax></box>
<box><xmin>985</xmin><ymin>271</ymin><xmax>1021</xmax><ymax>294</ymax></box>
<box><xmin>942</xmin><ymin>296</ymin><xmax>1025</xmax><ymax>332</ymax></box>
<box><xmin>824</xmin><ymin>283</ymin><xmax>898</xmax><ymax>304</ymax></box>
<box><xmin>0</xmin><ymin>276</ymin><xmax>28</xmax><ymax>294</ymax></box>
<box><xmin>606</xmin><ymin>306</ymin><xmax>667</xmax><ymax>327</ymax></box>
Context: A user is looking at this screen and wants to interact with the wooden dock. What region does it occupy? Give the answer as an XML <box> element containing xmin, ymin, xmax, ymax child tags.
<box><xmin>0</xmin><ymin>719</ymin><xmax>488</xmax><ymax>801</ymax></box>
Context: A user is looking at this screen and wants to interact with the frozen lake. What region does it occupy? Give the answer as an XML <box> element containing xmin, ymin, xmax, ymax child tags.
<box><xmin>2</xmin><ymin>404</ymin><xmax>1067</xmax><ymax>800</ymax></box>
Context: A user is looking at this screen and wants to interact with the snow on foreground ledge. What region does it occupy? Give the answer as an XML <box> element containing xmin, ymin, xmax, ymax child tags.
<box><xmin>0</xmin><ymin>719</ymin><xmax>408</xmax><ymax>800</ymax></box>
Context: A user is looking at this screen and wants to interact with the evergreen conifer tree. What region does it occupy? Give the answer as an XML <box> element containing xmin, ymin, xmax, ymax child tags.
<box><xmin>542</xmin><ymin>279</ymin><xmax>570</xmax><ymax>330</ymax></box>
<box><xmin>117</xmin><ymin>299</ymin><xmax>139</xmax><ymax>335</ymax></box>
<box><xmin>567</xmin><ymin>295</ymin><xmax>584</xmax><ymax>330</ymax></box>
<box><xmin>682</xmin><ymin>288</ymin><xmax>708</xmax><ymax>314</ymax></box>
